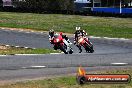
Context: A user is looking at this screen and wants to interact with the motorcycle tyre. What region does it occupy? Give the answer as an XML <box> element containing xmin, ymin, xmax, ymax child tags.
<box><xmin>69</xmin><ymin>49</ymin><xmax>73</xmax><ymax>54</ymax></box>
<box><xmin>85</xmin><ymin>44</ymin><xmax>94</xmax><ymax>53</ymax></box>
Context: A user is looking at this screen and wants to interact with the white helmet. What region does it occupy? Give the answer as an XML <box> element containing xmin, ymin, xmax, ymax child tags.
<box><xmin>76</xmin><ymin>27</ymin><xmax>81</xmax><ymax>31</ymax></box>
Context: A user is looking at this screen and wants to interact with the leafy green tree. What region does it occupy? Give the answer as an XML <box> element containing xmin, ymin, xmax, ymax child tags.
<box><xmin>13</xmin><ymin>0</ymin><xmax>74</xmax><ymax>13</ymax></box>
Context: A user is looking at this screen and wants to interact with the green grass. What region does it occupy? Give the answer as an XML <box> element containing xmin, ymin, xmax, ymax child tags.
<box><xmin>0</xmin><ymin>48</ymin><xmax>60</xmax><ymax>55</ymax></box>
<box><xmin>0</xmin><ymin>12</ymin><xmax>132</xmax><ymax>38</ymax></box>
<box><xmin>1</xmin><ymin>68</ymin><xmax>132</xmax><ymax>88</ymax></box>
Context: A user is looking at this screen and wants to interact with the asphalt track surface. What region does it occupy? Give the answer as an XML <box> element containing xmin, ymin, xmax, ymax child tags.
<box><xmin>0</xmin><ymin>29</ymin><xmax>132</xmax><ymax>82</ymax></box>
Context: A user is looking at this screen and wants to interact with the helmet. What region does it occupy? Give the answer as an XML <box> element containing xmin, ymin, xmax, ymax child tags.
<box><xmin>76</xmin><ymin>27</ymin><xmax>81</xmax><ymax>31</ymax></box>
<box><xmin>60</xmin><ymin>32</ymin><xmax>63</xmax><ymax>36</ymax></box>
<box><xmin>49</xmin><ymin>29</ymin><xmax>54</xmax><ymax>33</ymax></box>
<box><xmin>49</xmin><ymin>29</ymin><xmax>54</xmax><ymax>37</ymax></box>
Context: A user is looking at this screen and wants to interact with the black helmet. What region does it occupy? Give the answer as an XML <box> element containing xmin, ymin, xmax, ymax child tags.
<box><xmin>49</xmin><ymin>29</ymin><xmax>54</xmax><ymax>37</ymax></box>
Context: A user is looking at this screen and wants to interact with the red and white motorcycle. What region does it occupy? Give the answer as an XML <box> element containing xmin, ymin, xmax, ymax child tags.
<box><xmin>78</xmin><ymin>36</ymin><xmax>94</xmax><ymax>53</ymax></box>
<box><xmin>53</xmin><ymin>33</ymin><xmax>73</xmax><ymax>54</ymax></box>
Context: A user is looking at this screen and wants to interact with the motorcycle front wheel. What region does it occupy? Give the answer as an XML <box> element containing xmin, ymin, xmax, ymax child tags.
<box><xmin>69</xmin><ymin>49</ymin><xmax>73</xmax><ymax>54</ymax></box>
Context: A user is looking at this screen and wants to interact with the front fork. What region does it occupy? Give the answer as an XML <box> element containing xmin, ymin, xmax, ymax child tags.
<box><xmin>84</xmin><ymin>38</ymin><xmax>92</xmax><ymax>46</ymax></box>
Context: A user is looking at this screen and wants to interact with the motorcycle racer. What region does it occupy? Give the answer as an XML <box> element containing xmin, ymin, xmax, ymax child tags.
<box><xmin>49</xmin><ymin>29</ymin><xmax>72</xmax><ymax>52</ymax></box>
<box><xmin>74</xmin><ymin>27</ymin><xmax>88</xmax><ymax>53</ymax></box>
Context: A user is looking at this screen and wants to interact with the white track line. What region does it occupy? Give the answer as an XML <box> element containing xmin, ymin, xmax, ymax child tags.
<box><xmin>0</xmin><ymin>53</ymin><xmax>62</xmax><ymax>56</ymax></box>
<box><xmin>5</xmin><ymin>45</ymin><xmax>10</xmax><ymax>47</ymax></box>
<box><xmin>24</xmin><ymin>47</ymin><xmax>29</xmax><ymax>49</ymax></box>
<box><xmin>15</xmin><ymin>53</ymin><xmax>62</xmax><ymax>55</ymax></box>
<box><xmin>15</xmin><ymin>54</ymin><xmax>45</xmax><ymax>56</ymax></box>
<box><xmin>111</xmin><ymin>63</ymin><xmax>128</xmax><ymax>65</ymax></box>
<box><xmin>120</xmin><ymin>38</ymin><xmax>129</xmax><ymax>40</ymax></box>
<box><xmin>89</xmin><ymin>36</ymin><xmax>130</xmax><ymax>41</ymax></box>
<box><xmin>89</xmin><ymin>36</ymin><xmax>101</xmax><ymax>39</ymax></box>
<box><xmin>0</xmin><ymin>55</ymin><xmax>8</xmax><ymax>56</ymax></box>
<box><xmin>21</xmin><ymin>65</ymin><xmax>46</xmax><ymax>69</ymax></box>
<box><xmin>50</xmin><ymin>53</ymin><xmax>62</xmax><ymax>55</ymax></box>
<box><xmin>15</xmin><ymin>46</ymin><xmax>20</xmax><ymax>48</ymax></box>
<box><xmin>30</xmin><ymin>66</ymin><xmax>46</xmax><ymax>68</ymax></box>
<box><xmin>26</xmin><ymin>32</ymin><xmax>30</xmax><ymax>33</ymax></box>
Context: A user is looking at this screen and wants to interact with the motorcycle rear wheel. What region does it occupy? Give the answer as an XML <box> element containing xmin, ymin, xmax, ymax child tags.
<box><xmin>85</xmin><ymin>44</ymin><xmax>94</xmax><ymax>53</ymax></box>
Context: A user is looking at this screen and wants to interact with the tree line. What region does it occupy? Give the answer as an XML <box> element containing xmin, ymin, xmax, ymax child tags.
<box><xmin>13</xmin><ymin>0</ymin><xmax>75</xmax><ymax>14</ymax></box>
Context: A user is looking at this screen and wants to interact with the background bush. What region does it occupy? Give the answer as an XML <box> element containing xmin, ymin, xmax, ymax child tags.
<box><xmin>12</xmin><ymin>0</ymin><xmax>74</xmax><ymax>14</ymax></box>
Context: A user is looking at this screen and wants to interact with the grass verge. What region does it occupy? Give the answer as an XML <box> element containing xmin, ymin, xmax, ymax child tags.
<box><xmin>0</xmin><ymin>68</ymin><xmax>132</xmax><ymax>88</ymax></box>
<box><xmin>0</xmin><ymin>12</ymin><xmax>132</xmax><ymax>38</ymax></box>
<box><xmin>0</xmin><ymin>46</ymin><xmax>60</xmax><ymax>55</ymax></box>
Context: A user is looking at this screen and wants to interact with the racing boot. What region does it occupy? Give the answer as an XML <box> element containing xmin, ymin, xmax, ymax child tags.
<box><xmin>53</xmin><ymin>45</ymin><xmax>57</xmax><ymax>50</ymax></box>
<box><xmin>77</xmin><ymin>45</ymin><xmax>82</xmax><ymax>53</ymax></box>
<box><xmin>79</xmin><ymin>48</ymin><xmax>82</xmax><ymax>53</ymax></box>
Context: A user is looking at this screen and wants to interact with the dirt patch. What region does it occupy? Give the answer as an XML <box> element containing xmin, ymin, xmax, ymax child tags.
<box><xmin>0</xmin><ymin>27</ymin><xmax>36</xmax><ymax>32</ymax></box>
<box><xmin>0</xmin><ymin>45</ymin><xmax>9</xmax><ymax>50</ymax></box>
